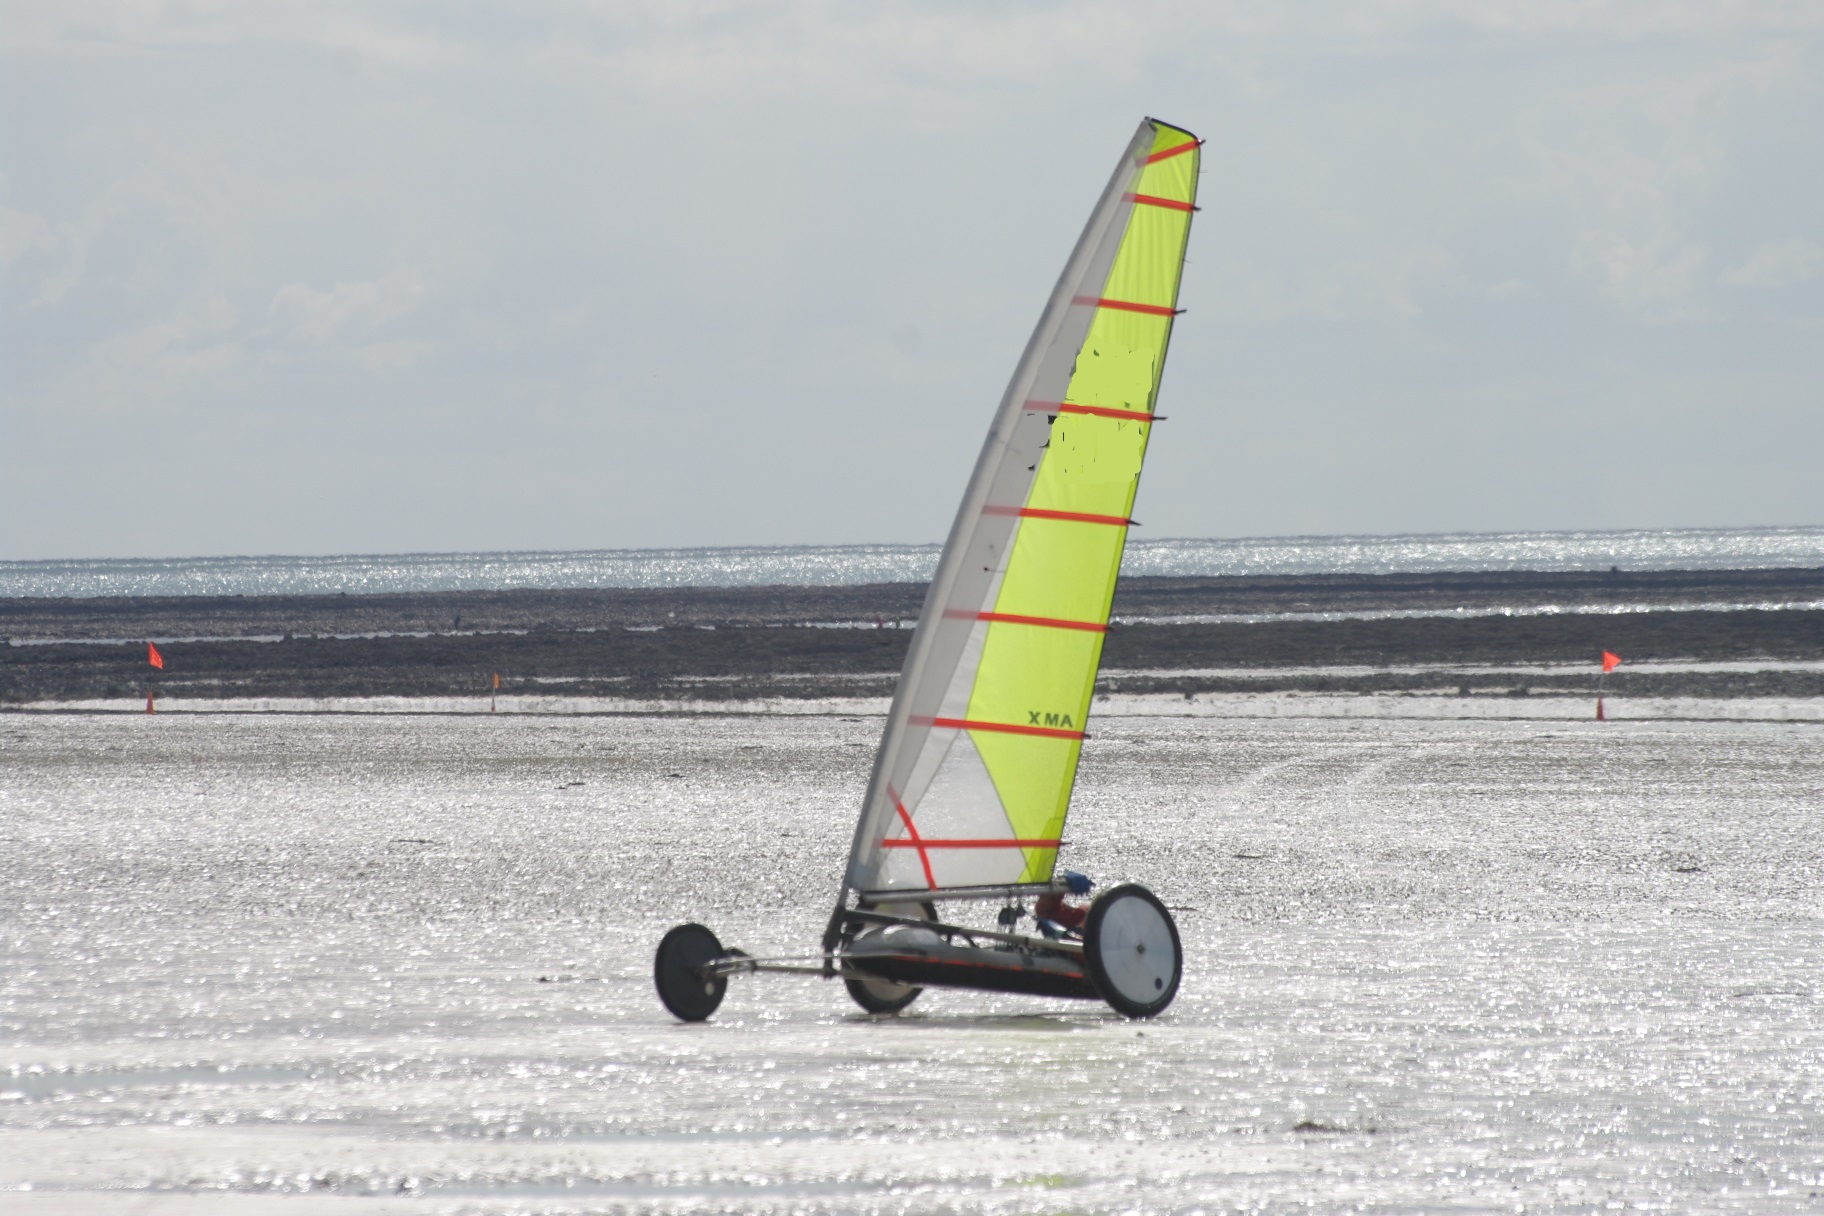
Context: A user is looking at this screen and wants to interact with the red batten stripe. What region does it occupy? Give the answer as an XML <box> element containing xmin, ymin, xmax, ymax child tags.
<box><xmin>944</xmin><ymin>608</ymin><xmax>1106</xmax><ymax>633</ymax></box>
<box><xmin>917</xmin><ymin>715</ymin><xmax>1087</xmax><ymax>741</ymax></box>
<box><xmin>1125</xmin><ymin>191</ymin><xmax>1195</xmax><ymax>212</ymax></box>
<box><xmin>1071</xmin><ymin>294</ymin><xmax>1182</xmax><ymax>318</ymax></box>
<box><xmin>1022</xmin><ymin>400</ymin><xmax>1154</xmax><ymax>422</ymax></box>
<box><xmin>888</xmin><ymin>788</ymin><xmax>936</xmax><ymax>889</ymax></box>
<box><xmin>1145</xmin><ymin>139</ymin><xmax>1201</xmax><ymax>164</ymax></box>
<box><xmin>882</xmin><ymin>838</ymin><xmax>1062</xmax><ymax>850</ymax></box>
<box><xmin>984</xmin><ymin>504</ymin><xmax>1131</xmax><ymax>528</ymax></box>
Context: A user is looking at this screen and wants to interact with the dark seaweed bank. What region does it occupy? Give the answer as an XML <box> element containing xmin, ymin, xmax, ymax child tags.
<box><xmin>4</xmin><ymin>569</ymin><xmax>1821</xmax><ymax>704</ymax></box>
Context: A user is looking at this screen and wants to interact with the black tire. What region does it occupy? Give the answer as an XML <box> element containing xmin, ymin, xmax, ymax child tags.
<box><xmin>843</xmin><ymin>900</ymin><xmax>936</xmax><ymax>1015</ymax></box>
<box><xmin>1082</xmin><ymin>883</ymin><xmax>1181</xmax><ymax>1018</ymax></box>
<box><xmin>844</xmin><ymin>967</ymin><xmax>923</xmax><ymax>1014</ymax></box>
<box><xmin>654</xmin><ymin>923</ymin><xmax>728</xmax><ymax>1022</ymax></box>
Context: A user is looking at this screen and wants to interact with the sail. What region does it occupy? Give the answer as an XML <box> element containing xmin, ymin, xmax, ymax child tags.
<box><xmin>838</xmin><ymin>118</ymin><xmax>1200</xmax><ymax>900</ymax></box>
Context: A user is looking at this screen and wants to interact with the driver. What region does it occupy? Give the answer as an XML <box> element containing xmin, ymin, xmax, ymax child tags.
<box><xmin>1034</xmin><ymin>870</ymin><xmax>1094</xmax><ymax>935</ymax></box>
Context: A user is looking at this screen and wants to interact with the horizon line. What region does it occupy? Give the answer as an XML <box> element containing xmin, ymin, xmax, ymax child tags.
<box><xmin>5</xmin><ymin>523</ymin><xmax>1823</xmax><ymax>568</ymax></box>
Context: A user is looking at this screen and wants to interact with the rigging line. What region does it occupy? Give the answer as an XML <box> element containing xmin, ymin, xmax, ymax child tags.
<box><xmin>1124</xmin><ymin>191</ymin><xmax>1197</xmax><ymax>212</ymax></box>
<box><xmin>887</xmin><ymin>786</ymin><xmax>936</xmax><ymax>889</ymax></box>
<box><xmin>1022</xmin><ymin>401</ymin><xmax>1156</xmax><ymax>422</ymax></box>
<box><xmin>882</xmin><ymin>838</ymin><xmax>1062</xmax><ymax>850</ymax></box>
<box><xmin>913</xmin><ymin>715</ymin><xmax>1088</xmax><ymax>742</ymax></box>
<box><xmin>944</xmin><ymin>608</ymin><xmax>1107</xmax><ymax>634</ymax></box>
<box><xmin>1071</xmin><ymin>294</ymin><xmax>1183</xmax><ymax>317</ymax></box>
<box><xmin>1144</xmin><ymin>138</ymin><xmax>1202</xmax><ymax>164</ymax></box>
<box><xmin>983</xmin><ymin>504</ymin><xmax>1132</xmax><ymax>528</ymax></box>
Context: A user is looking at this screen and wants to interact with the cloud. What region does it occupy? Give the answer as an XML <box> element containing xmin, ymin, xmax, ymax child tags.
<box><xmin>0</xmin><ymin>203</ymin><xmax>86</xmax><ymax>308</ymax></box>
<box><xmin>262</xmin><ymin>272</ymin><xmax>435</xmax><ymax>373</ymax></box>
<box><xmin>14</xmin><ymin>2</ymin><xmax>1822</xmax><ymax>90</ymax></box>
<box><xmin>268</xmin><ymin>272</ymin><xmax>427</xmax><ymax>345</ymax></box>
<box><xmin>1722</xmin><ymin>238</ymin><xmax>1824</xmax><ymax>288</ymax></box>
<box><xmin>93</xmin><ymin>290</ymin><xmax>241</xmax><ymax>377</ymax></box>
<box><xmin>1576</xmin><ymin>234</ymin><xmax>1709</xmax><ymax>316</ymax></box>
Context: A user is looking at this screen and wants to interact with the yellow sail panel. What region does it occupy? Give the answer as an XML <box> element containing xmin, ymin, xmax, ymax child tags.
<box><xmin>838</xmin><ymin>119</ymin><xmax>1199</xmax><ymax>900</ymax></box>
<box><xmin>963</xmin><ymin>126</ymin><xmax>1199</xmax><ymax>884</ymax></box>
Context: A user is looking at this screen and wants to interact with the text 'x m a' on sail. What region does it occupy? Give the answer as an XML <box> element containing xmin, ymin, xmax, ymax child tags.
<box><xmin>842</xmin><ymin>119</ymin><xmax>1200</xmax><ymax>899</ymax></box>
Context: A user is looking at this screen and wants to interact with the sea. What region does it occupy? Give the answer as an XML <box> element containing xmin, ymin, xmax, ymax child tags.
<box><xmin>4</xmin><ymin>526</ymin><xmax>1821</xmax><ymax>599</ymax></box>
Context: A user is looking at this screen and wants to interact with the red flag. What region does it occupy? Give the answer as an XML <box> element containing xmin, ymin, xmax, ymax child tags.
<box><xmin>1602</xmin><ymin>650</ymin><xmax>1621</xmax><ymax>673</ymax></box>
<box><xmin>148</xmin><ymin>643</ymin><xmax>165</xmax><ymax>670</ymax></box>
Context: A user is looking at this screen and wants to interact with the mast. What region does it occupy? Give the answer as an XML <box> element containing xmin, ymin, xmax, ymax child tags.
<box><xmin>825</xmin><ymin>119</ymin><xmax>1201</xmax><ymax>951</ymax></box>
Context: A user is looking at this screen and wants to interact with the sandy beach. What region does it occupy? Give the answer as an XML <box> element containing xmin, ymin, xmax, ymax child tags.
<box><xmin>3</xmin><ymin>709</ymin><xmax>1820</xmax><ymax>1212</ymax></box>
<box><xmin>6</xmin><ymin>567</ymin><xmax>1823</xmax><ymax>1207</ymax></box>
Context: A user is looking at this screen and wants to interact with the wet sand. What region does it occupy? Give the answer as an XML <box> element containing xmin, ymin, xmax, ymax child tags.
<box><xmin>4</xmin><ymin>569</ymin><xmax>1821</xmax><ymax>704</ymax></box>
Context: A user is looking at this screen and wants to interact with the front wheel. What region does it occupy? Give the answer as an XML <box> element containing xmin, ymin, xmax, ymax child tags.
<box><xmin>1082</xmin><ymin>884</ymin><xmax>1181</xmax><ymax>1018</ymax></box>
<box><xmin>843</xmin><ymin>900</ymin><xmax>935</xmax><ymax>1015</ymax></box>
<box><xmin>844</xmin><ymin>964</ymin><xmax>922</xmax><ymax>1014</ymax></box>
<box><xmin>654</xmin><ymin>923</ymin><xmax>729</xmax><ymax>1022</ymax></box>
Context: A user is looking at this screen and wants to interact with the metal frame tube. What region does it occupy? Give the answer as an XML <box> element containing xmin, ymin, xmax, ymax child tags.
<box><xmin>706</xmin><ymin>956</ymin><xmax>940</xmax><ymax>981</ymax></box>
<box><xmin>857</xmin><ymin>881</ymin><xmax>1067</xmax><ymax>904</ymax></box>
<box><xmin>843</xmin><ymin>908</ymin><xmax>1084</xmax><ymax>957</ymax></box>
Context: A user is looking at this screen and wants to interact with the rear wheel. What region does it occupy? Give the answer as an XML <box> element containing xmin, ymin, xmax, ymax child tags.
<box><xmin>654</xmin><ymin>923</ymin><xmax>728</xmax><ymax>1022</ymax></box>
<box><xmin>1082</xmin><ymin>884</ymin><xmax>1181</xmax><ymax>1018</ymax></box>
<box><xmin>843</xmin><ymin>901</ymin><xmax>935</xmax><ymax>1014</ymax></box>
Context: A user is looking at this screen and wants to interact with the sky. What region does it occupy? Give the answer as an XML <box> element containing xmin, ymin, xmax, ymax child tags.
<box><xmin>3</xmin><ymin>1</ymin><xmax>1822</xmax><ymax>561</ymax></box>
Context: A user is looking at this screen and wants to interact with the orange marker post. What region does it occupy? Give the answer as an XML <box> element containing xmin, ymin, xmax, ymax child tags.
<box><xmin>147</xmin><ymin>642</ymin><xmax>164</xmax><ymax>713</ymax></box>
<box><xmin>1597</xmin><ymin>650</ymin><xmax>1621</xmax><ymax>720</ymax></box>
<box><xmin>492</xmin><ymin>671</ymin><xmax>499</xmax><ymax>714</ymax></box>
